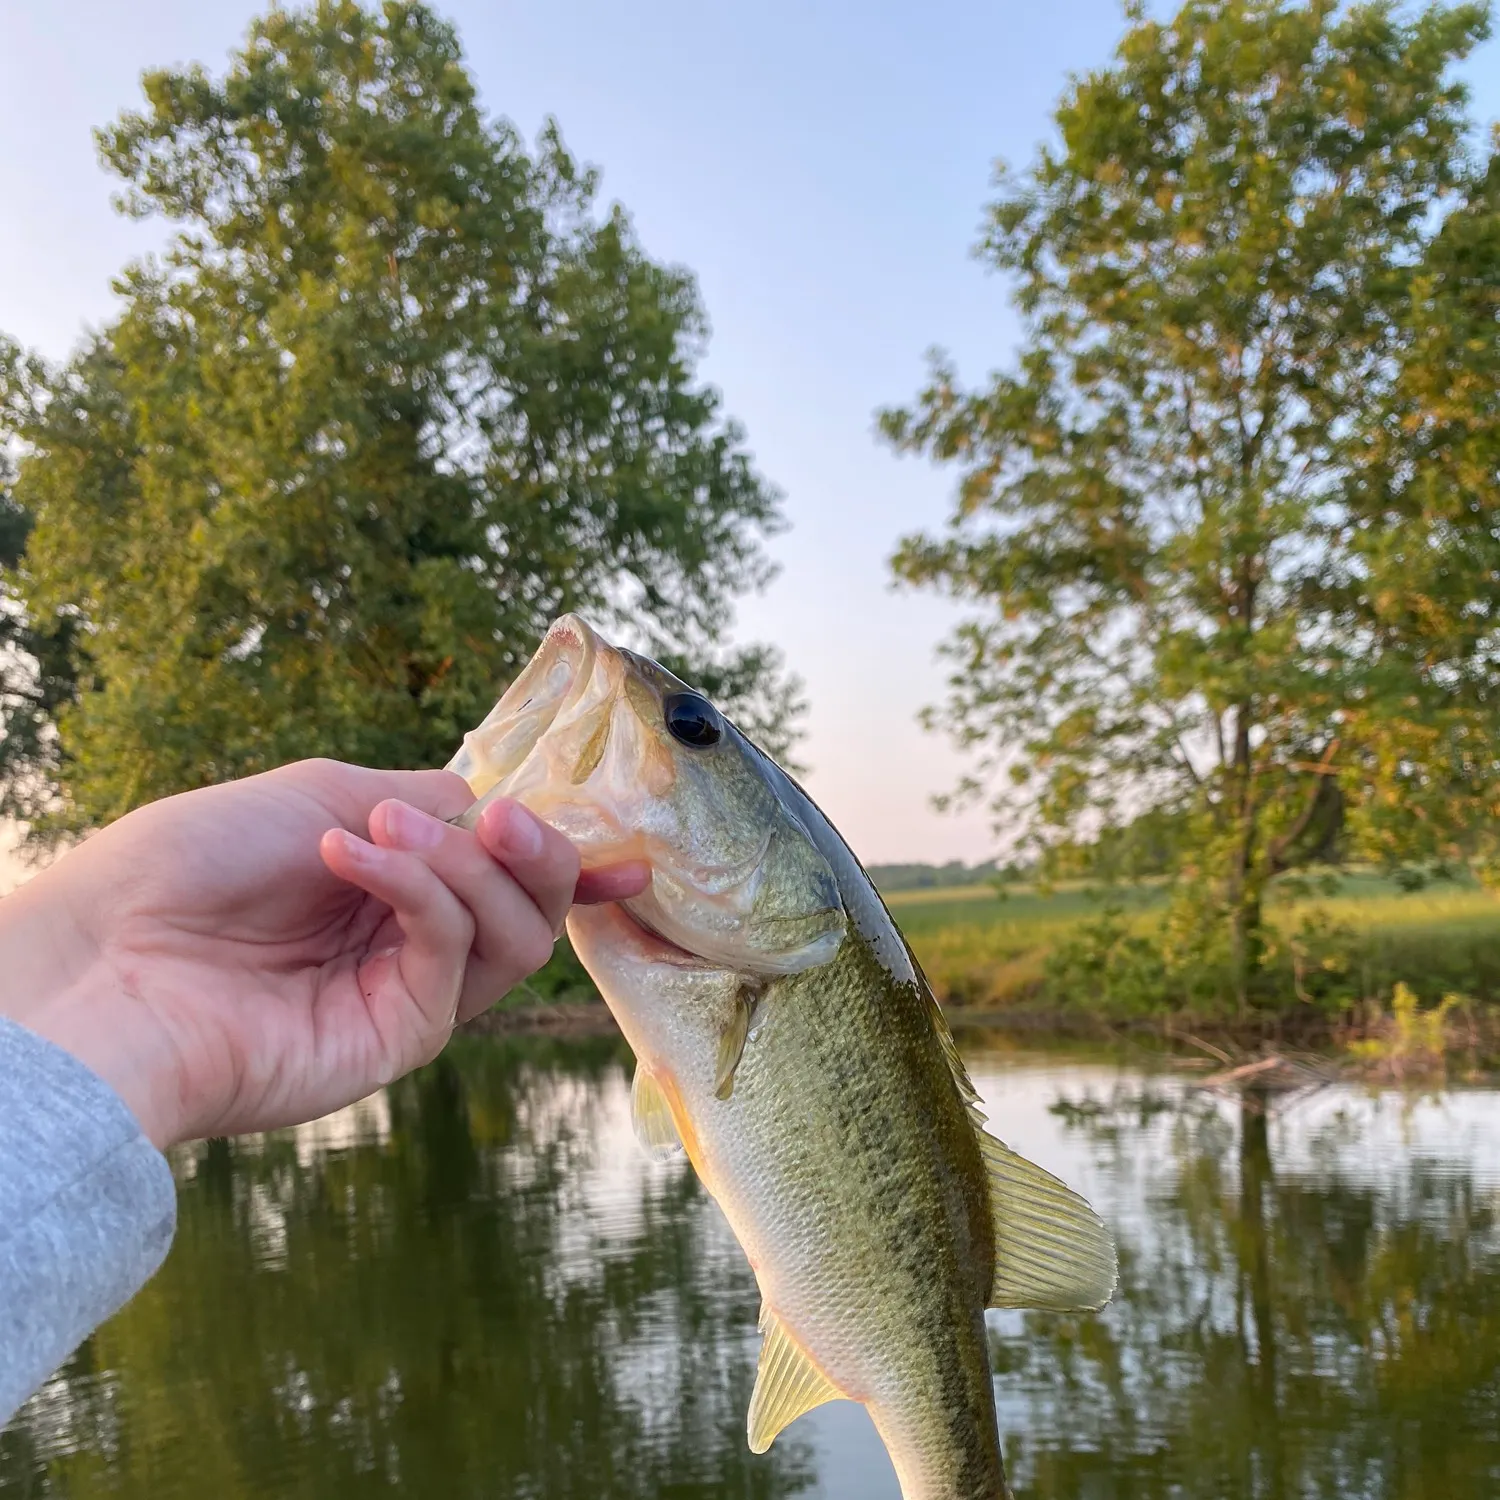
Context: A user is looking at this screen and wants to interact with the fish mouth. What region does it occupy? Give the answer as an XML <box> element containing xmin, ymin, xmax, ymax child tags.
<box><xmin>447</xmin><ymin>615</ymin><xmax>597</xmax><ymax>803</ymax></box>
<box><xmin>452</xmin><ymin>616</ymin><xmax>844</xmax><ymax>976</ymax></box>
<box><xmin>584</xmin><ymin>897</ymin><xmax>711</xmax><ymax>972</ymax></box>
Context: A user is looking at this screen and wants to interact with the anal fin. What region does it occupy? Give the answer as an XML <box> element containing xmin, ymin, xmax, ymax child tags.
<box><xmin>631</xmin><ymin>1065</ymin><xmax>684</xmax><ymax>1160</ymax></box>
<box><xmin>747</xmin><ymin>1307</ymin><xmax>844</xmax><ymax>1453</ymax></box>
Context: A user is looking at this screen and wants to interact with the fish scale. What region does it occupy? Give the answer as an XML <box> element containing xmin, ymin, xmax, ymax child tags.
<box><xmin>570</xmin><ymin>864</ymin><xmax>1008</xmax><ymax>1494</ymax></box>
<box><xmin>752</xmin><ymin>956</ymin><xmax>1006</xmax><ymax>1500</ymax></box>
<box><xmin>574</xmin><ymin>782</ymin><xmax>1010</xmax><ymax>1498</ymax></box>
<box><xmin>454</xmin><ymin>614</ymin><xmax>1116</xmax><ymax>1500</ymax></box>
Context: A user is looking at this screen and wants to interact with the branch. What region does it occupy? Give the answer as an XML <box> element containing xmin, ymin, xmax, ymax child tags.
<box><xmin>1240</xmin><ymin>324</ymin><xmax>1285</xmax><ymax>474</ymax></box>
<box><xmin>1173</xmin><ymin>729</ymin><xmax>1204</xmax><ymax>788</ymax></box>
<box><xmin>1267</xmin><ymin>738</ymin><xmax>1341</xmax><ymax>871</ymax></box>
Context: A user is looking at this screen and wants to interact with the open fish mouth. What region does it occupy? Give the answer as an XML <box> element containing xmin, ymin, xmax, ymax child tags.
<box><xmin>447</xmin><ymin>616</ymin><xmax>596</xmax><ymax>803</ymax></box>
<box><xmin>448</xmin><ymin>613</ymin><xmax>847</xmax><ymax>977</ymax></box>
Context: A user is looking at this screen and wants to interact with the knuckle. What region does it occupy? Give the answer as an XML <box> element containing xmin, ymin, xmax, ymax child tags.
<box><xmin>453</xmin><ymin>903</ymin><xmax>478</xmax><ymax>951</ymax></box>
<box><xmin>514</xmin><ymin>920</ymin><xmax>556</xmax><ymax>977</ymax></box>
<box><xmin>296</xmin><ymin>756</ymin><xmax>344</xmax><ymax>783</ymax></box>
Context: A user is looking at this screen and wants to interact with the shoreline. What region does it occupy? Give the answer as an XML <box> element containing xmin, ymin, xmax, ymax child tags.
<box><xmin>461</xmin><ymin>1001</ymin><xmax>622</xmax><ymax>1038</ymax></box>
<box><xmin>462</xmin><ymin>998</ymin><xmax>1500</xmax><ymax>1057</ymax></box>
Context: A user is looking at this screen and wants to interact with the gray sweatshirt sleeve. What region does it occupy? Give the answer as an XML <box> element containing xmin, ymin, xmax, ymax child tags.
<box><xmin>0</xmin><ymin>1016</ymin><xmax>177</xmax><ymax>1426</ymax></box>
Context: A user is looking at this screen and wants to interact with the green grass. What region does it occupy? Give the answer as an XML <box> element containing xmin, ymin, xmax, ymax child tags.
<box><xmin>510</xmin><ymin>870</ymin><xmax>1500</xmax><ymax>1024</ymax></box>
<box><xmin>884</xmin><ymin>877</ymin><xmax>1165</xmax><ymax>1008</ymax></box>
<box><xmin>888</xmin><ymin>878</ymin><xmax>1163</xmax><ymax>931</ymax></box>
<box><xmin>886</xmin><ymin>872</ymin><xmax>1500</xmax><ymax>1014</ymax></box>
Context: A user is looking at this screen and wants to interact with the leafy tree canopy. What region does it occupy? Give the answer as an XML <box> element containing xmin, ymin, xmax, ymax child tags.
<box><xmin>1</xmin><ymin>0</ymin><xmax>796</xmax><ymax>833</ymax></box>
<box><xmin>0</xmin><ymin>337</ymin><xmax>77</xmax><ymax>828</ymax></box>
<box><xmin>882</xmin><ymin>0</ymin><xmax>1500</xmax><ymax>1003</ymax></box>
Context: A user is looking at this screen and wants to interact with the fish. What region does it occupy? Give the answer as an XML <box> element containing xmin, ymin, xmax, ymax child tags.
<box><xmin>449</xmin><ymin>614</ymin><xmax>1116</xmax><ymax>1500</ymax></box>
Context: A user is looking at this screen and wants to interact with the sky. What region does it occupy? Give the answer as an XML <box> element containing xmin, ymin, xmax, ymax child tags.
<box><xmin>4</xmin><ymin>0</ymin><xmax>1500</xmax><ymax>871</ymax></box>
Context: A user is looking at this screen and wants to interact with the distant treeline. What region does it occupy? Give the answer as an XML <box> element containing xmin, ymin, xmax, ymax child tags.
<box><xmin>867</xmin><ymin>861</ymin><xmax>1008</xmax><ymax>893</ymax></box>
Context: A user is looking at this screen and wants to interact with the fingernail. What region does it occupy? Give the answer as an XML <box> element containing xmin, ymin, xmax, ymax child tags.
<box><xmin>488</xmin><ymin>799</ymin><xmax>545</xmax><ymax>859</ymax></box>
<box><xmin>384</xmin><ymin>801</ymin><xmax>446</xmax><ymax>851</ymax></box>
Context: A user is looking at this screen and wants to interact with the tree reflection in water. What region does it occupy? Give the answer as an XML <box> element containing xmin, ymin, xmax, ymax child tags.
<box><xmin>991</xmin><ymin>1068</ymin><xmax>1500</xmax><ymax>1499</ymax></box>
<box><xmin>0</xmin><ymin>1037</ymin><xmax>815</xmax><ymax>1500</ymax></box>
<box><xmin>3</xmin><ymin>1043</ymin><xmax>1499</xmax><ymax>1500</ymax></box>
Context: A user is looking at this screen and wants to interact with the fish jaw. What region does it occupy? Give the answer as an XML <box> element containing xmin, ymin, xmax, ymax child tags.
<box><xmin>447</xmin><ymin>614</ymin><xmax>599</xmax><ymax>798</ymax></box>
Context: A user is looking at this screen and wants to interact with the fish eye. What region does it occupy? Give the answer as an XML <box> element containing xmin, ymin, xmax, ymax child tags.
<box><xmin>663</xmin><ymin>691</ymin><xmax>724</xmax><ymax>749</ymax></box>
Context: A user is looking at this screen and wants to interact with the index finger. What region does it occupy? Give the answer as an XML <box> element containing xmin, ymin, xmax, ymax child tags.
<box><xmin>473</xmin><ymin>798</ymin><xmax>582</xmax><ymax>934</ymax></box>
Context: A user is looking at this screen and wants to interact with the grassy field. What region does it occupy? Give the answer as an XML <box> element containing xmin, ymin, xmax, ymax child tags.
<box><xmin>886</xmin><ymin>873</ymin><xmax>1500</xmax><ymax>1016</ymax></box>
<box><xmin>513</xmin><ymin>870</ymin><xmax>1500</xmax><ymax>1025</ymax></box>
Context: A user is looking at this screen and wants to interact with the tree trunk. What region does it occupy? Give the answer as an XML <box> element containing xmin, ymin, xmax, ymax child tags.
<box><xmin>1227</xmin><ymin>701</ymin><xmax>1261</xmax><ymax>1015</ymax></box>
<box><xmin>1230</xmin><ymin>875</ymin><xmax>1263</xmax><ymax>1016</ymax></box>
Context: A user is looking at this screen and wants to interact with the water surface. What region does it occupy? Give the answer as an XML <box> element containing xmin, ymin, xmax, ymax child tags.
<box><xmin>3</xmin><ymin>1036</ymin><xmax>1498</xmax><ymax>1498</ymax></box>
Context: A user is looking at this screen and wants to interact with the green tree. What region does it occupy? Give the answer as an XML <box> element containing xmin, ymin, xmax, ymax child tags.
<box><xmin>1349</xmin><ymin>149</ymin><xmax>1500</xmax><ymax>877</ymax></box>
<box><xmin>0</xmin><ymin>0</ymin><xmax>794</xmax><ymax>833</ymax></box>
<box><xmin>0</xmin><ymin>336</ymin><xmax>78</xmax><ymax>830</ymax></box>
<box><xmin>882</xmin><ymin>0</ymin><xmax>1500</xmax><ymax>1008</ymax></box>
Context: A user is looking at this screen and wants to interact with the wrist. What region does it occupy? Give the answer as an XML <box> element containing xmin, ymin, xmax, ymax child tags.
<box><xmin>0</xmin><ymin>876</ymin><xmax>187</xmax><ymax>1150</ymax></box>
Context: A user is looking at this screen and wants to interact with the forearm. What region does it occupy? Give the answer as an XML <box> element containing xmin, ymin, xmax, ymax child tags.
<box><xmin>0</xmin><ymin>1016</ymin><xmax>176</xmax><ymax>1427</ymax></box>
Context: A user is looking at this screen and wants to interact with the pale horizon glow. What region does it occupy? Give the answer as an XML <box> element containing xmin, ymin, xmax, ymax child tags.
<box><xmin>3</xmin><ymin>0</ymin><xmax>1498</xmax><ymax>866</ymax></box>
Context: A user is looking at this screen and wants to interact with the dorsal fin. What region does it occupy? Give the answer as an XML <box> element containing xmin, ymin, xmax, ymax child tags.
<box><xmin>916</xmin><ymin>977</ymin><xmax>983</xmax><ymax>1114</ymax></box>
<box><xmin>919</xmin><ymin>982</ymin><xmax>1117</xmax><ymax>1312</ymax></box>
<box><xmin>747</xmin><ymin>1306</ymin><xmax>845</xmax><ymax>1453</ymax></box>
<box><xmin>630</xmin><ymin>1065</ymin><xmax>684</xmax><ymax>1160</ymax></box>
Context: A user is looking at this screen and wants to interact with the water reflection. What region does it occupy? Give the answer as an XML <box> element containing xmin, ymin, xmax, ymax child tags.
<box><xmin>979</xmin><ymin>1059</ymin><xmax>1500</xmax><ymax>1499</ymax></box>
<box><xmin>1</xmin><ymin>1038</ymin><xmax>814</xmax><ymax>1499</ymax></box>
<box><xmin>2</xmin><ymin>1039</ymin><xmax>1498</xmax><ymax>1499</ymax></box>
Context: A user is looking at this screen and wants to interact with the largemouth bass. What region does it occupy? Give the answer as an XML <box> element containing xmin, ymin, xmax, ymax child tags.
<box><xmin>450</xmin><ymin>615</ymin><xmax>1116</xmax><ymax>1500</ymax></box>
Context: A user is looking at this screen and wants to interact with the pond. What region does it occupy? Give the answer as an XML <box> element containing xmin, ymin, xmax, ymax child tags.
<box><xmin>3</xmin><ymin>1035</ymin><xmax>1499</xmax><ymax>1499</ymax></box>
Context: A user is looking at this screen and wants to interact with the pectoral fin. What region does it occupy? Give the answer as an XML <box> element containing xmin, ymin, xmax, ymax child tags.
<box><xmin>747</xmin><ymin>1307</ymin><xmax>845</xmax><ymax>1453</ymax></box>
<box><xmin>714</xmin><ymin>991</ymin><xmax>755</xmax><ymax>1100</ymax></box>
<box><xmin>630</xmin><ymin>1065</ymin><xmax>684</xmax><ymax>1160</ymax></box>
<box><xmin>980</xmin><ymin>1132</ymin><xmax>1117</xmax><ymax>1311</ymax></box>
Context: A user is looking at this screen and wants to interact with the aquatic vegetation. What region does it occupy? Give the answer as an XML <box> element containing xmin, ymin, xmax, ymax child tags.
<box><xmin>1346</xmin><ymin>983</ymin><xmax>1467</xmax><ymax>1081</ymax></box>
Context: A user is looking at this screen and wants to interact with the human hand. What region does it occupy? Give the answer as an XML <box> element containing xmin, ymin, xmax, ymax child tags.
<box><xmin>0</xmin><ymin>759</ymin><xmax>648</xmax><ymax>1149</ymax></box>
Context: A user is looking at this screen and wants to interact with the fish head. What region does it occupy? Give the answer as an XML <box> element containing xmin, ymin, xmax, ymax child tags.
<box><xmin>449</xmin><ymin>614</ymin><xmax>846</xmax><ymax>977</ymax></box>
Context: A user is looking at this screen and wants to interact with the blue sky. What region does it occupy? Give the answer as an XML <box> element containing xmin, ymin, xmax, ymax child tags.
<box><xmin>4</xmin><ymin>0</ymin><xmax>1499</xmax><ymax>864</ymax></box>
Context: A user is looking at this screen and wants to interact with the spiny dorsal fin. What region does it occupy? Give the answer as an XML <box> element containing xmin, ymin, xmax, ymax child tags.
<box><xmin>630</xmin><ymin>1065</ymin><xmax>683</xmax><ymax>1160</ymax></box>
<box><xmin>980</xmin><ymin>1132</ymin><xmax>1117</xmax><ymax>1311</ymax></box>
<box><xmin>747</xmin><ymin>1307</ymin><xmax>845</xmax><ymax>1453</ymax></box>
<box><xmin>919</xmin><ymin>979</ymin><xmax>983</xmax><ymax>1110</ymax></box>
<box><xmin>917</xmin><ymin>981</ymin><xmax>1116</xmax><ymax>1312</ymax></box>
